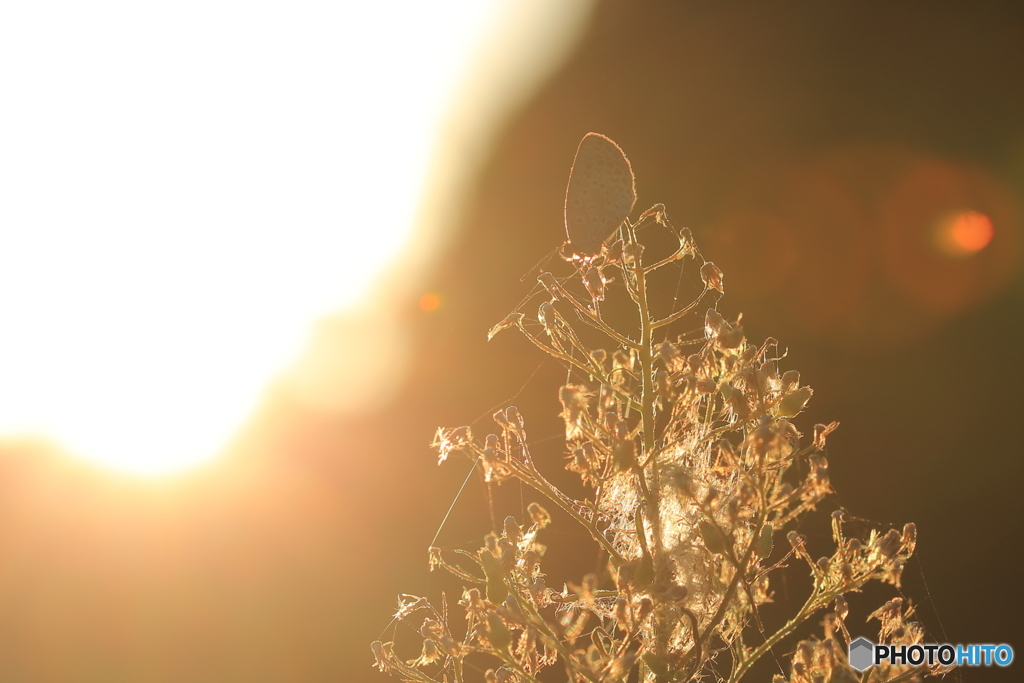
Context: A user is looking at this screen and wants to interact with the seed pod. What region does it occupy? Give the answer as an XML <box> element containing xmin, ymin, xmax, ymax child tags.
<box><xmin>782</xmin><ymin>370</ymin><xmax>801</xmax><ymax>393</ymax></box>
<box><xmin>700</xmin><ymin>261</ymin><xmax>724</xmax><ymax>292</ymax></box>
<box><xmin>699</xmin><ymin>520</ymin><xmax>728</xmax><ymax>555</ymax></box>
<box><xmin>480</xmin><ymin>546</ymin><xmax>508</xmax><ymax>603</ymax></box>
<box><xmin>642</xmin><ymin>652</ymin><xmax>671</xmax><ymax>677</ymax></box>
<box><xmin>778</xmin><ymin>386</ymin><xmax>813</xmax><ymax>418</ymax></box>
<box><xmin>756</xmin><ymin>522</ymin><xmax>774</xmax><ymax>559</ymax></box>
<box><xmin>485</xmin><ymin>612</ymin><xmax>512</xmax><ymax>651</ymax></box>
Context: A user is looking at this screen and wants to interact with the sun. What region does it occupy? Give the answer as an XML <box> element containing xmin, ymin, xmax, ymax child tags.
<box><xmin>0</xmin><ymin>0</ymin><xmax>516</xmax><ymax>476</ymax></box>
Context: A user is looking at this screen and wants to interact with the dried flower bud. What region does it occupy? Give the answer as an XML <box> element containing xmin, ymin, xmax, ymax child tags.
<box><xmin>700</xmin><ymin>261</ymin><xmax>724</xmax><ymax>292</ymax></box>
<box><xmin>418</xmin><ymin>638</ymin><xmax>441</xmax><ymax>665</ymax></box>
<box><xmin>420</xmin><ymin>618</ymin><xmax>442</xmax><ymax>639</ymax></box>
<box><xmin>658</xmin><ymin>340</ymin><xmax>679</xmax><ymax>367</ymax></box>
<box><xmin>875</xmin><ymin>529</ymin><xmax>902</xmax><ymax>558</ymax></box>
<box><xmin>521</xmin><ymin>550</ymin><xmax>539</xmax><ymax>577</ymax></box>
<box><xmin>527</xmin><ymin>502</ymin><xmax>550</xmax><ymax>528</ymax></box>
<box><xmin>485</xmin><ymin>533</ymin><xmax>499</xmax><ymax>556</ymax></box>
<box><xmin>538</xmin><ymin>301</ymin><xmax>557</xmax><ymax>334</ymax></box>
<box><xmin>583</xmin><ymin>266</ymin><xmax>606</xmax><ymax>301</ymax></box>
<box><xmin>816</xmin><ymin>556</ymin><xmax>831</xmax><ymax>575</ymax></box>
<box><xmin>371</xmin><ymin>641</ymin><xmax>391</xmax><ymax>671</ymax></box>
<box><xmin>813</xmin><ymin>421</ymin><xmax>838</xmax><ymax>450</ymax></box>
<box><xmin>902</xmin><ymin>522</ymin><xmax>917</xmax><ymax>556</ymax></box>
<box><xmin>483</xmin><ymin>433</ymin><xmax>501</xmax><ymax>456</ymax></box>
<box><xmin>612</xmin><ymin>348</ymin><xmax>633</xmax><ymax>371</ymax></box>
<box><xmin>538</xmin><ymin>271</ymin><xmax>562</xmax><ymax>300</ymax></box>
<box><xmin>503</xmin><ymin>516</ymin><xmax>521</xmax><ymax>545</ymax></box>
<box><xmin>505</xmin><ymin>406</ymin><xmax>525</xmax><ymax>433</ymax></box>
<box><xmin>833</xmin><ymin>594</ymin><xmax>849</xmax><ymax>620</ymax></box>
<box><xmin>487</xmin><ymin>312</ymin><xmax>523</xmax><ymax>340</ymax></box>
<box><xmin>719</xmin><ymin>324</ymin><xmax>744</xmax><ymax>349</ymax></box>
<box><xmin>466</xmin><ymin>588</ymin><xmax>484</xmax><ymax>609</ymax></box>
<box><xmin>705</xmin><ymin>308</ymin><xmax>727</xmax><ymax>338</ymax></box>
<box><xmin>623</xmin><ymin>242</ymin><xmax>643</xmax><ymax>264</ymax></box>
<box><xmin>787</xmin><ymin>530</ymin><xmax>807</xmax><ymax>550</ymax></box>
<box><xmin>433</xmin><ymin>426</ymin><xmax>473</xmax><ymax>464</ymax></box>
<box><xmin>591</xmin><ymin>348</ymin><xmax>608</xmax><ymax>367</ymax></box>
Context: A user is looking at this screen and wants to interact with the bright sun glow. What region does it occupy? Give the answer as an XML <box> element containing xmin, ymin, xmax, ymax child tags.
<box><xmin>0</xmin><ymin>1</ymin><xmax>506</xmax><ymax>476</ymax></box>
<box><xmin>935</xmin><ymin>210</ymin><xmax>994</xmax><ymax>257</ymax></box>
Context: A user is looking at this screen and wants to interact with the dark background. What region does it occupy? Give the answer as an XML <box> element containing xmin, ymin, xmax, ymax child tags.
<box><xmin>0</xmin><ymin>2</ymin><xmax>1021</xmax><ymax>681</ymax></box>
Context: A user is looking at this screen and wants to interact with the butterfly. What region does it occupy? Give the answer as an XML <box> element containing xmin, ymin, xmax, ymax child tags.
<box><xmin>564</xmin><ymin>133</ymin><xmax>637</xmax><ymax>258</ymax></box>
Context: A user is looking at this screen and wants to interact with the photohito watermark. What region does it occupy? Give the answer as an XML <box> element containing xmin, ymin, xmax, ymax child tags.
<box><xmin>848</xmin><ymin>637</ymin><xmax>1014</xmax><ymax>671</ymax></box>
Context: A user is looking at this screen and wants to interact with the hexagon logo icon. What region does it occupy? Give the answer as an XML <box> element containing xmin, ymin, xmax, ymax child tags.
<box><xmin>849</xmin><ymin>637</ymin><xmax>875</xmax><ymax>672</ymax></box>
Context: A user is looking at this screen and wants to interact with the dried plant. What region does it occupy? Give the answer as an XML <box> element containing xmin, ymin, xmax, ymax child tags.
<box><xmin>372</xmin><ymin>141</ymin><xmax>944</xmax><ymax>682</ymax></box>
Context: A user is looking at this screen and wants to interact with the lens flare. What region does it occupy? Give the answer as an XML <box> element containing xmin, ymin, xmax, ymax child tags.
<box><xmin>935</xmin><ymin>210</ymin><xmax>994</xmax><ymax>256</ymax></box>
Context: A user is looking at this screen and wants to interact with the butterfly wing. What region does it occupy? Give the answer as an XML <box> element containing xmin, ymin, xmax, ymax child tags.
<box><xmin>564</xmin><ymin>133</ymin><xmax>637</xmax><ymax>257</ymax></box>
